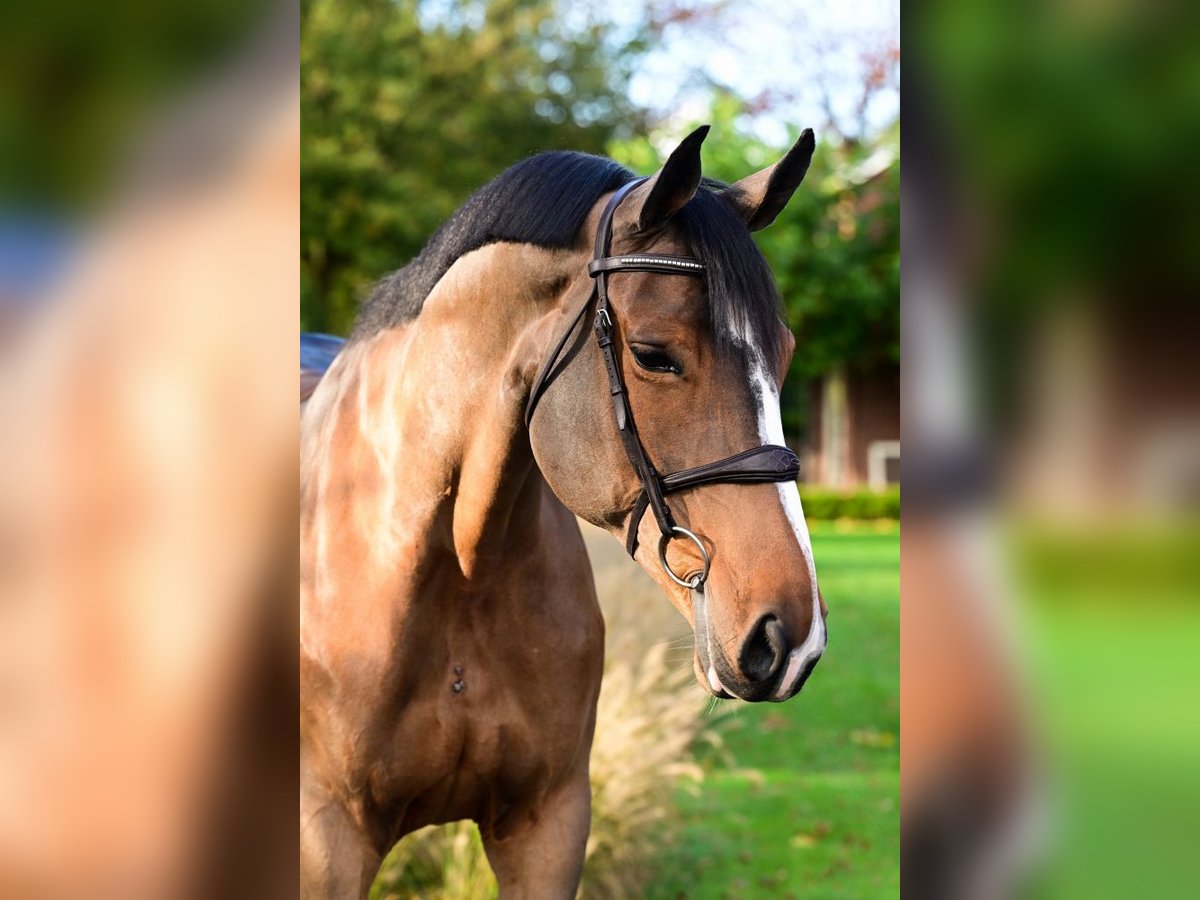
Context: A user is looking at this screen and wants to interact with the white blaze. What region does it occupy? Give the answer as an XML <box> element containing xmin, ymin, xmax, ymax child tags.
<box><xmin>746</xmin><ymin>358</ymin><xmax>827</xmax><ymax>700</ymax></box>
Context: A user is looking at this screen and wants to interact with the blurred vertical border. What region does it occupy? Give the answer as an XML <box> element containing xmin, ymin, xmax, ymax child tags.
<box><xmin>0</xmin><ymin>1</ymin><xmax>298</xmax><ymax>896</ymax></box>
<box><xmin>903</xmin><ymin>1</ymin><xmax>1200</xmax><ymax>897</ymax></box>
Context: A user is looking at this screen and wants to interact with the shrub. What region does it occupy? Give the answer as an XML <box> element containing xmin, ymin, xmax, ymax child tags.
<box><xmin>373</xmin><ymin>822</ymin><xmax>494</xmax><ymax>900</ymax></box>
<box><xmin>798</xmin><ymin>485</ymin><xmax>900</xmax><ymax>520</ymax></box>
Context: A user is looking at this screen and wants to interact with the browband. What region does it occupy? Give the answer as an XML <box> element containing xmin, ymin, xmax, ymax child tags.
<box><xmin>525</xmin><ymin>178</ymin><xmax>801</xmax><ymax>573</ymax></box>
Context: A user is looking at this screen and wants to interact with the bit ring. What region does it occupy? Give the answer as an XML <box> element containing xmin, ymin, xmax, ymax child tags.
<box><xmin>658</xmin><ymin>526</ymin><xmax>710</xmax><ymax>589</ymax></box>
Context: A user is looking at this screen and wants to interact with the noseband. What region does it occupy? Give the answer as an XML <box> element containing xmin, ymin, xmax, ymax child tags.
<box><xmin>525</xmin><ymin>179</ymin><xmax>801</xmax><ymax>589</ymax></box>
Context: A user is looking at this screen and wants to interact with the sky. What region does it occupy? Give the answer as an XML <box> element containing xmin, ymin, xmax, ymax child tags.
<box><xmin>622</xmin><ymin>0</ymin><xmax>900</xmax><ymax>146</ymax></box>
<box><xmin>417</xmin><ymin>0</ymin><xmax>901</xmax><ymax>147</ymax></box>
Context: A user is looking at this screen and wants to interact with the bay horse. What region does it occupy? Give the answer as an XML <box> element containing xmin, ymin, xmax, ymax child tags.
<box><xmin>300</xmin><ymin>125</ymin><xmax>827</xmax><ymax>898</ymax></box>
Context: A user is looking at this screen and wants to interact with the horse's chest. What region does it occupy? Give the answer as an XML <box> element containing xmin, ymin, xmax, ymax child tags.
<box><xmin>387</xmin><ymin>649</ymin><xmax>595</xmax><ymax>829</ymax></box>
<box><xmin>320</xmin><ymin>555</ymin><xmax>604</xmax><ymax>832</ymax></box>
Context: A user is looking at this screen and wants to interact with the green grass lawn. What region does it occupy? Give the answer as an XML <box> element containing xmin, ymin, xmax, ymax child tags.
<box><xmin>1012</xmin><ymin>526</ymin><xmax>1200</xmax><ymax>900</ymax></box>
<box><xmin>647</xmin><ymin>522</ymin><xmax>900</xmax><ymax>899</ymax></box>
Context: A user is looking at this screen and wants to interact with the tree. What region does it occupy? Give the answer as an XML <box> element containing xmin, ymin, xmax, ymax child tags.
<box><xmin>301</xmin><ymin>0</ymin><xmax>647</xmax><ymax>334</ymax></box>
<box><xmin>0</xmin><ymin>0</ymin><xmax>259</xmax><ymax>209</ymax></box>
<box><xmin>608</xmin><ymin>94</ymin><xmax>899</xmax><ymax>436</ymax></box>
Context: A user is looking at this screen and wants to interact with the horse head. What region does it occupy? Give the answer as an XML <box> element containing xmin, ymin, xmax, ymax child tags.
<box><xmin>528</xmin><ymin>127</ymin><xmax>827</xmax><ymax>703</ymax></box>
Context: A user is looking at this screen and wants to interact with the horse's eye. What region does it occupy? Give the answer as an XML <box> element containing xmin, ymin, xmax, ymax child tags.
<box><xmin>631</xmin><ymin>345</ymin><xmax>682</xmax><ymax>375</ymax></box>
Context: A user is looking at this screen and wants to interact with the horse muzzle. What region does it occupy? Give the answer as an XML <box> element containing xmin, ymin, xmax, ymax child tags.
<box><xmin>693</xmin><ymin>591</ymin><xmax>827</xmax><ymax>703</ymax></box>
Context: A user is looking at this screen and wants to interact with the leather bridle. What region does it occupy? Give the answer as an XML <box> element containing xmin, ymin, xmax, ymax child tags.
<box><xmin>525</xmin><ymin>178</ymin><xmax>801</xmax><ymax>589</ymax></box>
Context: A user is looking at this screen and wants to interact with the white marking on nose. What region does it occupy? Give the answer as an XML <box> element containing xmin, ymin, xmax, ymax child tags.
<box><xmin>772</xmin><ymin>617</ymin><xmax>827</xmax><ymax>700</ymax></box>
<box><xmin>745</xmin><ymin>357</ymin><xmax>827</xmax><ymax>699</ymax></box>
<box><xmin>707</xmin><ymin>665</ymin><xmax>723</xmax><ymax>694</ymax></box>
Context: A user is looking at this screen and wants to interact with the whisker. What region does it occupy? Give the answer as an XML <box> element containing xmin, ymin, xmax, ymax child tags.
<box><xmin>670</xmin><ymin>659</ymin><xmax>695</xmax><ymax>676</ymax></box>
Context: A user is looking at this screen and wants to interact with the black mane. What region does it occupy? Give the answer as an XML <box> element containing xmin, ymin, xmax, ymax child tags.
<box><xmin>678</xmin><ymin>179</ymin><xmax>785</xmax><ymax>366</ymax></box>
<box><xmin>352</xmin><ymin>152</ymin><xmax>632</xmax><ymax>336</ymax></box>
<box><xmin>352</xmin><ymin>152</ymin><xmax>785</xmax><ymax>366</ymax></box>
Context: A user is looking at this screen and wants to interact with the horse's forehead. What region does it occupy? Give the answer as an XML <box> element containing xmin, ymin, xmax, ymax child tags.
<box><xmin>618</xmin><ymin>276</ymin><xmax>782</xmax><ymax>380</ymax></box>
<box><xmin>730</xmin><ymin>317</ymin><xmax>787</xmax><ymax>371</ymax></box>
<box><xmin>723</xmin><ymin>335</ymin><xmax>781</xmax><ymax>391</ymax></box>
<box><xmin>587</xmin><ymin>199</ymin><xmax>785</xmax><ymax>375</ymax></box>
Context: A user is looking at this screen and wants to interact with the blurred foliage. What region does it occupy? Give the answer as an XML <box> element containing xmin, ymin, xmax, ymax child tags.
<box><xmin>0</xmin><ymin>0</ymin><xmax>267</xmax><ymax>209</ymax></box>
<box><xmin>610</xmin><ymin>94</ymin><xmax>899</xmax><ymax>434</ymax></box>
<box><xmin>1015</xmin><ymin>524</ymin><xmax>1200</xmax><ymax>611</ymax></box>
<box><xmin>1014</xmin><ymin>525</ymin><xmax>1200</xmax><ymax>899</ymax></box>
<box><xmin>301</xmin><ymin>0</ymin><xmax>648</xmax><ymax>334</ymax></box>
<box><xmin>916</xmin><ymin>0</ymin><xmax>1200</xmax><ymax>302</ymax></box>
<box><xmin>373</xmin><ymin>821</ymin><xmax>495</xmax><ymax>900</ymax></box>
<box><xmin>911</xmin><ymin>1</ymin><xmax>1200</xmax><ymax>426</ymax></box>
<box><xmin>798</xmin><ymin>484</ymin><xmax>900</xmax><ymax>520</ymax></box>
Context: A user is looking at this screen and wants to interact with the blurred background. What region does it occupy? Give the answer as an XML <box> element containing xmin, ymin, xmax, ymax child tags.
<box><xmin>1</xmin><ymin>1</ymin><xmax>296</xmax><ymax>896</ymax></box>
<box><xmin>23</xmin><ymin>0</ymin><xmax>1200</xmax><ymax>897</ymax></box>
<box><xmin>904</xmin><ymin>1</ymin><xmax>1200</xmax><ymax>898</ymax></box>
<box><xmin>300</xmin><ymin>0</ymin><xmax>899</xmax><ymax>898</ymax></box>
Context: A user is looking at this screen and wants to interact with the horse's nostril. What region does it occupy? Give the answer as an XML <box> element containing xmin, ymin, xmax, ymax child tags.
<box><xmin>739</xmin><ymin>615</ymin><xmax>789</xmax><ymax>683</ymax></box>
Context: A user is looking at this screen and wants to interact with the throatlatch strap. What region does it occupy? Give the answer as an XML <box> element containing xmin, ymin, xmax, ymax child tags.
<box><xmin>524</xmin><ymin>284</ymin><xmax>597</xmax><ymax>429</ymax></box>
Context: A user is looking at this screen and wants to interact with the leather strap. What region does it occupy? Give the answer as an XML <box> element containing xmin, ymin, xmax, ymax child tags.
<box><xmin>590</xmin><ymin>180</ymin><xmax>679</xmax><ymax>541</ymax></box>
<box><xmin>525</xmin><ymin>180</ymin><xmax>664</xmax><ymax>428</ymax></box>
<box><xmin>587</xmin><ymin>255</ymin><xmax>706</xmax><ymax>276</ymax></box>
<box><xmin>624</xmin><ymin>444</ymin><xmax>800</xmax><ymax>556</ymax></box>
<box><xmin>661</xmin><ymin>445</ymin><xmax>801</xmax><ymax>492</ymax></box>
<box><xmin>524</xmin><ymin>285</ymin><xmax>596</xmax><ymax>428</ymax></box>
<box><xmin>525</xmin><ymin>176</ymin><xmax>802</xmax><ymax>564</ymax></box>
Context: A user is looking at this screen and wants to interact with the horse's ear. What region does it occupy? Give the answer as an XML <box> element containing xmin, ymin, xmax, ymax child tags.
<box><xmin>628</xmin><ymin>125</ymin><xmax>709</xmax><ymax>233</ymax></box>
<box><xmin>721</xmin><ymin>128</ymin><xmax>815</xmax><ymax>232</ymax></box>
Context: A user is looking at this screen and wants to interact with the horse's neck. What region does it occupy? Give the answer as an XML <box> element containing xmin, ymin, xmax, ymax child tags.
<box><xmin>303</xmin><ymin>243</ymin><xmax>577</xmax><ymax>585</ymax></box>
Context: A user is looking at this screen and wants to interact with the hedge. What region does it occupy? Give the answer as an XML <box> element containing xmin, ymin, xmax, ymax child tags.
<box><xmin>797</xmin><ymin>485</ymin><xmax>900</xmax><ymax>520</ymax></box>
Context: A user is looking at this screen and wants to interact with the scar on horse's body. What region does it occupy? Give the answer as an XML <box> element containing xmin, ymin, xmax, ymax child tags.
<box><xmin>300</xmin><ymin>126</ymin><xmax>824</xmax><ymax>898</ymax></box>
